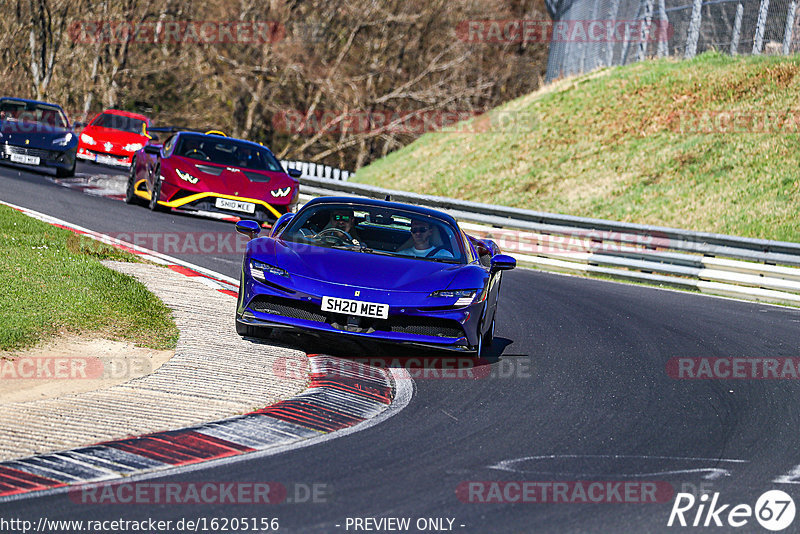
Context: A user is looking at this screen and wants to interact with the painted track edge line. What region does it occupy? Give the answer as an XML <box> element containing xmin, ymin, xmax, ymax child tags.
<box><xmin>0</xmin><ymin>366</ymin><xmax>412</xmax><ymax>503</ymax></box>
<box><xmin>0</xmin><ymin>200</ymin><xmax>416</xmax><ymax>502</ymax></box>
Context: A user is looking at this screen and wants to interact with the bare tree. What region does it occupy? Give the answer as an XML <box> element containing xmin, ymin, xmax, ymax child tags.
<box><xmin>0</xmin><ymin>0</ymin><xmax>548</xmax><ymax>170</ymax></box>
<box><xmin>25</xmin><ymin>0</ymin><xmax>70</xmax><ymax>99</ymax></box>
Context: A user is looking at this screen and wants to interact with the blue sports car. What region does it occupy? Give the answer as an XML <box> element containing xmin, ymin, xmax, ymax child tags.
<box><xmin>0</xmin><ymin>97</ymin><xmax>78</xmax><ymax>177</ymax></box>
<box><xmin>235</xmin><ymin>196</ymin><xmax>516</xmax><ymax>356</ymax></box>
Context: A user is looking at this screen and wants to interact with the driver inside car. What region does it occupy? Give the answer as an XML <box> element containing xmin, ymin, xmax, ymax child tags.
<box><xmin>321</xmin><ymin>209</ymin><xmax>360</xmax><ymax>243</ymax></box>
<box><xmin>397</xmin><ymin>218</ymin><xmax>453</xmax><ymax>259</ymax></box>
<box><xmin>181</xmin><ymin>138</ymin><xmax>203</xmax><ymax>158</ymax></box>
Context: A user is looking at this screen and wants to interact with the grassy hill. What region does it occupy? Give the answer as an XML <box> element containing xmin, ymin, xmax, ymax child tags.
<box><xmin>352</xmin><ymin>52</ymin><xmax>800</xmax><ymax>243</ymax></box>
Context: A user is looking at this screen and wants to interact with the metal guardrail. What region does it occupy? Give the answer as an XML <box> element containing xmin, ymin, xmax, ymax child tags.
<box><xmin>298</xmin><ymin>176</ymin><xmax>800</xmax><ymax>306</ymax></box>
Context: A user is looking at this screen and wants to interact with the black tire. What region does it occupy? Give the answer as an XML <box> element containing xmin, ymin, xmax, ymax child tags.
<box><xmin>148</xmin><ymin>166</ymin><xmax>162</xmax><ymax>211</ymax></box>
<box><xmin>473</xmin><ymin>327</ymin><xmax>484</xmax><ymax>358</ymax></box>
<box><xmin>125</xmin><ymin>158</ymin><xmax>138</xmax><ymax>204</ymax></box>
<box><xmin>55</xmin><ymin>161</ymin><xmax>75</xmax><ymax>178</ymax></box>
<box><xmin>484</xmin><ymin>315</ymin><xmax>495</xmax><ymax>348</ymax></box>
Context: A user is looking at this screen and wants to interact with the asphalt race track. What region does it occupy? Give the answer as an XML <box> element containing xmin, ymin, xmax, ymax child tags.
<box><xmin>2</xmin><ymin>161</ymin><xmax>800</xmax><ymax>533</ymax></box>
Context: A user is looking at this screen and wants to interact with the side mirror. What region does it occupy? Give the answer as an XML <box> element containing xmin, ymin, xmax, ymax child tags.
<box><xmin>287</xmin><ymin>168</ymin><xmax>302</xmax><ymax>178</ymax></box>
<box><xmin>270</xmin><ymin>213</ymin><xmax>295</xmax><ymax>236</ymax></box>
<box><xmin>143</xmin><ymin>144</ymin><xmax>161</xmax><ymax>155</ymax></box>
<box><xmin>490</xmin><ymin>254</ymin><xmax>516</xmax><ymax>272</ymax></box>
<box><xmin>236</xmin><ymin>220</ymin><xmax>261</xmax><ymax>240</ymax></box>
<box><xmin>147</xmin><ymin>133</ymin><xmax>160</xmax><ymax>142</ymax></box>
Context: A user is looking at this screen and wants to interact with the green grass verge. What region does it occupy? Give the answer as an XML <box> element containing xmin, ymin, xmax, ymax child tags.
<box><xmin>0</xmin><ymin>205</ymin><xmax>179</xmax><ymax>351</ymax></box>
<box><xmin>353</xmin><ymin>51</ymin><xmax>800</xmax><ymax>243</ymax></box>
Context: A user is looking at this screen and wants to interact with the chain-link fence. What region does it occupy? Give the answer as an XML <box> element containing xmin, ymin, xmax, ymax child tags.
<box><xmin>545</xmin><ymin>0</ymin><xmax>800</xmax><ymax>81</ymax></box>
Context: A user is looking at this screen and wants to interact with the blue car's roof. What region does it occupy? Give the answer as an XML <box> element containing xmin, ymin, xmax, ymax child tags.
<box><xmin>302</xmin><ymin>196</ymin><xmax>461</xmax><ymax>228</ymax></box>
<box><xmin>0</xmin><ymin>96</ymin><xmax>66</xmax><ymax>111</ymax></box>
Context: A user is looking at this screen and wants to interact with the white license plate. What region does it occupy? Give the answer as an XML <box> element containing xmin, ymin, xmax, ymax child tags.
<box><xmin>216</xmin><ymin>198</ymin><xmax>256</xmax><ymax>214</ymax></box>
<box><xmin>96</xmin><ymin>155</ymin><xmax>118</xmax><ymax>165</ymax></box>
<box><xmin>10</xmin><ymin>153</ymin><xmax>40</xmax><ymax>165</ymax></box>
<box><xmin>321</xmin><ymin>296</ymin><xmax>389</xmax><ymax>319</ymax></box>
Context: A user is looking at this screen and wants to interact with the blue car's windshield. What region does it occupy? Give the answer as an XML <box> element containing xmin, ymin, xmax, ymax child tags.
<box><xmin>0</xmin><ymin>99</ymin><xmax>68</xmax><ymax>129</ymax></box>
<box><xmin>281</xmin><ymin>203</ymin><xmax>464</xmax><ymax>263</ymax></box>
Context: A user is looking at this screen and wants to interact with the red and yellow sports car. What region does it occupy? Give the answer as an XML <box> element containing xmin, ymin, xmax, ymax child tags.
<box><xmin>126</xmin><ymin>130</ymin><xmax>301</xmax><ymax>222</ymax></box>
<box><xmin>77</xmin><ymin>109</ymin><xmax>152</xmax><ymax>167</ymax></box>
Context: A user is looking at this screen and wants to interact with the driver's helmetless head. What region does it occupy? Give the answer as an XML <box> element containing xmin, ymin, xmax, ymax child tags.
<box><xmin>410</xmin><ymin>219</ymin><xmax>433</xmax><ymax>249</ymax></box>
<box><xmin>330</xmin><ymin>209</ymin><xmax>354</xmax><ymax>232</ymax></box>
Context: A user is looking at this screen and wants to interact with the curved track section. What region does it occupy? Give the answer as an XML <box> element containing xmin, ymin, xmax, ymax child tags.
<box><xmin>2</xmin><ymin>163</ymin><xmax>800</xmax><ymax>532</ymax></box>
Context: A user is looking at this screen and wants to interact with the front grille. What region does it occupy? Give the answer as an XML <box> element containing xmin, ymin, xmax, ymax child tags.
<box><xmin>250</xmin><ymin>296</ymin><xmax>326</xmax><ymax>322</ymax></box>
<box><xmin>1</xmin><ymin>144</ymin><xmax>61</xmax><ymax>160</ymax></box>
<box><xmin>87</xmin><ymin>149</ymin><xmax>124</xmax><ymax>158</ymax></box>
<box><xmin>168</xmin><ymin>189</ymin><xmax>197</xmax><ymax>202</ymax></box>
<box><xmin>250</xmin><ymin>295</ymin><xmax>464</xmax><ymax>338</ymax></box>
<box><xmin>377</xmin><ymin>316</ymin><xmax>464</xmax><ymax>338</ymax></box>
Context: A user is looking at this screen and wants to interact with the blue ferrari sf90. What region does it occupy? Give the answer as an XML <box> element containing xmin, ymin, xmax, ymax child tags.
<box><xmin>235</xmin><ymin>196</ymin><xmax>516</xmax><ymax>356</ymax></box>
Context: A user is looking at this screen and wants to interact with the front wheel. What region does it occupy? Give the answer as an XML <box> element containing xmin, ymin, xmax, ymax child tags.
<box><xmin>125</xmin><ymin>159</ymin><xmax>138</xmax><ymax>204</ymax></box>
<box><xmin>483</xmin><ymin>315</ymin><xmax>495</xmax><ymax>348</ymax></box>
<box><xmin>471</xmin><ymin>323</ymin><xmax>484</xmax><ymax>358</ymax></box>
<box><xmin>148</xmin><ymin>167</ymin><xmax>163</xmax><ymax>211</ymax></box>
<box><xmin>55</xmin><ymin>161</ymin><xmax>75</xmax><ymax>178</ymax></box>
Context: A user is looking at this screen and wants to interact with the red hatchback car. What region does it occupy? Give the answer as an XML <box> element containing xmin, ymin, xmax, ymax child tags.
<box><xmin>127</xmin><ymin>130</ymin><xmax>301</xmax><ymax>222</ymax></box>
<box><xmin>77</xmin><ymin>109</ymin><xmax>151</xmax><ymax>167</ymax></box>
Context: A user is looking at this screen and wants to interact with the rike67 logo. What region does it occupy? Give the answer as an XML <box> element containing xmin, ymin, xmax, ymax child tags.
<box><xmin>668</xmin><ymin>490</ymin><xmax>795</xmax><ymax>531</ymax></box>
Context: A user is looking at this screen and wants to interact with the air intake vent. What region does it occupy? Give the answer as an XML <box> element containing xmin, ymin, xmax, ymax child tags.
<box><xmin>195</xmin><ymin>164</ymin><xmax>223</xmax><ymax>176</ymax></box>
<box><xmin>244</xmin><ymin>171</ymin><xmax>271</xmax><ymax>183</ymax></box>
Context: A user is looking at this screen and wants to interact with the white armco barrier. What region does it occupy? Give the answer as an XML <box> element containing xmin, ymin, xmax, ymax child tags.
<box><xmin>297</xmin><ymin>178</ymin><xmax>800</xmax><ymax>307</ymax></box>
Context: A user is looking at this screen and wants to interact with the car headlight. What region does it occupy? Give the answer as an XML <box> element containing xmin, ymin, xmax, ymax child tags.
<box><xmin>80</xmin><ymin>133</ymin><xmax>95</xmax><ymax>145</ymax></box>
<box><xmin>429</xmin><ymin>289</ymin><xmax>479</xmax><ymax>306</ymax></box>
<box><xmin>270</xmin><ymin>186</ymin><xmax>292</xmax><ymax>198</ymax></box>
<box><xmin>250</xmin><ymin>259</ymin><xmax>288</xmax><ymax>280</ymax></box>
<box><xmin>123</xmin><ymin>143</ymin><xmax>143</xmax><ymax>152</ymax></box>
<box><xmin>175</xmin><ymin>168</ymin><xmax>199</xmax><ymax>184</ymax></box>
<box><xmin>53</xmin><ymin>133</ymin><xmax>73</xmax><ymax>146</ymax></box>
